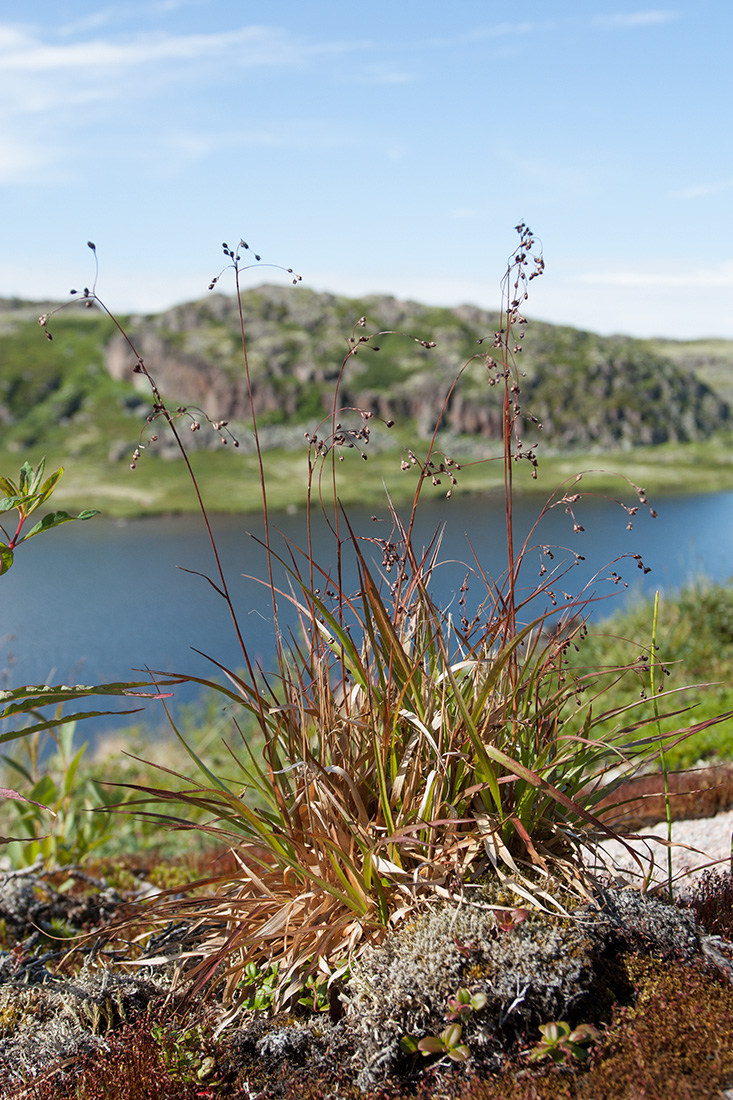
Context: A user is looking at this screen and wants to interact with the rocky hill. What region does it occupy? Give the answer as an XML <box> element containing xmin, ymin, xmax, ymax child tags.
<box><xmin>0</xmin><ymin>288</ymin><xmax>730</xmax><ymax>460</ymax></box>
<box><xmin>108</xmin><ymin>286</ymin><xmax>730</xmax><ymax>451</ymax></box>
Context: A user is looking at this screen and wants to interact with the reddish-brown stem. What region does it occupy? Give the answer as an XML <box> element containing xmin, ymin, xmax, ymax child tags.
<box><xmin>502</xmin><ymin>370</ymin><xmax>517</xmax><ymax>644</ymax></box>
<box><xmin>8</xmin><ymin>512</ymin><xmax>25</xmax><ymax>549</ymax></box>
<box><xmin>89</xmin><ymin>296</ymin><xmax>259</xmax><ymax>687</ymax></box>
<box><xmin>233</xmin><ymin>264</ymin><xmax>281</xmax><ymax>652</ymax></box>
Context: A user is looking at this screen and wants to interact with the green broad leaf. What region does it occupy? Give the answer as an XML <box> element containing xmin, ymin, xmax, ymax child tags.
<box><xmin>22</xmin><ymin>508</ymin><xmax>101</xmax><ymax>541</ymax></box>
<box><xmin>34</xmin><ymin>467</ymin><xmax>64</xmax><ymax>509</ymax></box>
<box><xmin>58</xmin><ymin>720</ymin><xmax>77</xmax><ymax>759</ymax></box>
<box><xmin>18</xmin><ymin>461</ymin><xmax>34</xmax><ymax>494</ymax></box>
<box><xmin>567</xmin><ymin>1044</ymin><xmax>590</xmax><ymax>1062</ymax></box>
<box><xmin>28</xmin><ymin>458</ymin><xmax>46</xmax><ymax>495</ymax></box>
<box><xmin>0</xmin><ymin>475</ymin><xmax>18</xmax><ymax>498</ymax></box>
<box><xmin>0</xmin><ymin>544</ymin><xmax>13</xmax><ymax>576</ymax></box>
<box><xmin>441</xmin><ymin>1024</ymin><xmax>463</xmax><ymax>1049</ymax></box>
<box><xmin>0</xmin><ymin>494</ymin><xmax>33</xmax><ymax>514</ymax></box>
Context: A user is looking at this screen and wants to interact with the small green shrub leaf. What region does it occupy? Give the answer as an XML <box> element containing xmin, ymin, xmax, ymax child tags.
<box><xmin>24</xmin><ymin>508</ymin><xmax>101</xmax><ymax>540</ymax></box>
<box><xmin>0</xmin><ymin>544</ymin><xmax>13</xmax><ymax>576</ymax></box>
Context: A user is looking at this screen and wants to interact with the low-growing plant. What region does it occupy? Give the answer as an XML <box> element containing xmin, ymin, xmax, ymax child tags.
<box><xmin>0</xmin><ymin>438</ymin><xmax>183</xmax><ymax>860</ymax></box>
<box><xmin>237</xmin><ymin>960</ymin><xmax>280</xmax><ymax>1013</ymax></box>
<box><xmin>404</xmin><ymin>1022</ymin><xmax>472</xmax><ymax>1063</ymax></box>
<box><xmin>0</xmin><ymin>719</ymin><xmax>118</xmax><ymax>867</ymax></box>
<box><xmin>528</xmin><ymin>1019</ymin><xmax>600</xmax><ymax>1064</ymax></box>
<box><xmin>685</xmin><ymin>868</ymin><xmax>733</xmax><ymax>937</ymax></box>
<box><xmin>0</xmin><ymin>680</ymin><xmax>183</xmax><ymax>869</ymax></box>
<box><xmin>149</xmin><ymin>1022</ymin><xmax>216</xmax><ymax>1086</ymax></box>
<box><xmin>29</xmin><ymin>226</ymin><xmax>730</xmax><ymax>1020</ymax></box>
<box><xmin>401</xmin><ymin>986</ymin><xmax>486</xmax><ymax>1063</ymax></box>
<box><xmin>568</xmin><ymin>579</ymin><xmax>733</xmax><ymax>771</ymax></box>
<box><xmin>444</xmin><ymin>987</ymin><xmax>488</xmax><ymax>1022</ymax></box>
<box><xmin>0</xmin><ymin>455</ymin><xmax>103</xmax><ymax>828</ymax></box>
<box><xmin>296</xmin><ymin>971</ymin><xmax>332</xmax><ymax>1013</ymax></box>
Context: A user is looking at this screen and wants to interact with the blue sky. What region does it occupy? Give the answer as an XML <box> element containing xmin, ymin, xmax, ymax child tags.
<box><xmin>1</xmin><ymin>1</ymin><xmax>731</xmax><ymax>338</ymax></box>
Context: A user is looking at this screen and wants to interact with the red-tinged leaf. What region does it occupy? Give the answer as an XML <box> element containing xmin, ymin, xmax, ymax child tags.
<box><xmin>417</xmin><ymin>1036</ymin><xmax>445</xmax><ymax>1055</ymax></box>
<box><xmin>448</xmin><ymin>1044</ymin><xmax>471</xmax><ymax>1062</ymax></box>
<box><xmin>0</xmin><ymin>786</ymin><xmax>54</xmax><ymax>813</ymax></box>
<box><xmin>0</xmin><ymin>678</ymin><xmax>184</xmax><ymax>719</ymax></box>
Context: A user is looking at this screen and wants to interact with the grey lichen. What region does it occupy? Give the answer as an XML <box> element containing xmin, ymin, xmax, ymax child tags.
<box><xmin>0</xmin><ymin>968</ymin><xmax>172</xmax><ymax>1083</ymax></box>
<box><xmin>345</xmin><ymin>885</ymin><xmax>704</xmax><ymax>1089</ymax></box>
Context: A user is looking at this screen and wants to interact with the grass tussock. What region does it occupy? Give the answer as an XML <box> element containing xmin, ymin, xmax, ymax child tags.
<box><xmin>1</xmin><ymin>226</ymin><xmax>732</xmax><ymax>1096</ymax></box>
<box><xmin>30</xmin><ymin>226</ymin><xmax>717</xmax><ymax>1010</ymax></box>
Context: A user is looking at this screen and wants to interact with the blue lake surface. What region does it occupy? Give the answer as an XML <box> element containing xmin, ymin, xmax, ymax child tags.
<box><xmin>2</xmin><ymin>488</ymin><xmax>732</xmax><ymax>739</ymax></box>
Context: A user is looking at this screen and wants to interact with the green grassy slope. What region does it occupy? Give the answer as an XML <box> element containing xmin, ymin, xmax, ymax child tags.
<box><xmin>1</xmin><ymin>292</ymin><xmax>732</xmax><ymax>517</ymax></box>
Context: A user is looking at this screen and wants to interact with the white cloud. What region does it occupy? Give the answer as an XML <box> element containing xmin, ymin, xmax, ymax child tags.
<box><xmin>0</xmin><ymin>26</ymin><xmax>32</xmax><ymax>50</ymax></box>
<box><xmin>357</xmin><ymin>64</ymin><xmax>413</xmax><ymax>85</ymax></box>
<box><xmin>58</xmin><ymin>9</ymin><xmax>122</xmax><ymax>36</ymax></box>
<box><xmin>0</xmin><ymin>25</ymin><xmax>299</xmax><ymax>73</ymax></box>
<box><xmin>671</xmin><ymin>178</ymin><xmax>733</xmax><ymax>199</ymax></box>
<box><xmin>534</xmin><ymin>272</ymin><xmax>733</xmax><ymax>339</ymax></box>
<box><xmin>580</xmin><ymin>265</ymin><xmax>733</xmax><ymax>288</ymax></box>
<box><xmin>0</xmin><ymin>135</ymin><xmax>57</xmax><ymax>182</ymax></box>
<box><xmin>420</xmin><ymin>21</ymin><xmax>548</xmax><ymax>50</ymax></box>
<box><xmin>0</xmin><ymin>20</ymin><xmax>361</xmax><ymax>181</ymax></box>
<box><xmin>58</xmin><ymin>0</ymin><xmax>209</xmax><ymax>35</ymax></box>
<box><xmin>593</xmin><ymin>11</ymin><xmax>679</xmax><ymax>29</ymax></box>
<box><xmin>162</xmin><ymin>119</ymin><xmax>346</xmax><ymax>163</ymax></box>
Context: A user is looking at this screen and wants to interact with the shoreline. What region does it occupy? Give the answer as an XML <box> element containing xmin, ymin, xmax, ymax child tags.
<box><xmin>38</xmin><ymin>435</ymin><xmax>733</xmax><ymax>520</ymax></box>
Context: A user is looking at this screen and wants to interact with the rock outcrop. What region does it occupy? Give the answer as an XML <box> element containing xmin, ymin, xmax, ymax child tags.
<box><xmin>106</xmin><ymin>285</ymin><xmax>731</xmax><ymax>451</ymax></box>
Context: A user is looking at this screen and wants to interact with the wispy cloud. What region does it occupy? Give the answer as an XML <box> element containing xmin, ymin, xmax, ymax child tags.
<box><xmin>356</xmin><ymin>64</ymin><xmax>413</xmax><ymax>85</ymax></box>
<box><xmin>593</xmin><ymin>11</ymin><xmax>679</xmax><ymax>29</ymax></box>
<box><xmin>580</xmin><ymin>265</ymin><xmax>733</xmax><ymax>288</ymax></box>
<box><xmin>671</xmin><ymin>178</ymin><xmax>733</xmax><ymax>199</ymax></box>
<box><xmin>0</xmin><ymin>25</ymin><xmax>302</xmax><ymax>73</ymax></box>
<box><xmin>0</xmin><ymin>136</ymin><xmax>60</xmax><ymax>183</ymax></box>
<box><xmin>0</xmin><ymin>27</ymin><xmax>30</xmax><ymax>50</ymax></box>
<box><xmin>419</xmin><ymin>21</ymin><xmax>549</xmax><ymax>50</ymax></box>
<box><xmin>58</xmin><ymin>9</ymin><xmax>124</xmax><ymax>36</ymax></box>
<box><xmin>58</xmin><ymin>0</ymin><xmax>209</xmax><ymax>35</ymax></box>
<box><xmin>419</xmin><ymin>12</ymin><xmax>675</xmax><ymax>51</ymax></box>
<box><xmin>0</xmin><ymin>20</ymin><xmax>362</xmax><ymax>182</ymax></box>
<box><xmin>162</xmin><ymin>119</ymin><xmax>347</xmax><ymax>163</ymax></box>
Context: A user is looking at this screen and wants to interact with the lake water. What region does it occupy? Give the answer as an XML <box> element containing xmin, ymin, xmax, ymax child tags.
<box><xmin>3</xmin><ymin>488</ymin><xmax>732</xmax><ymax>739</ymax></box>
